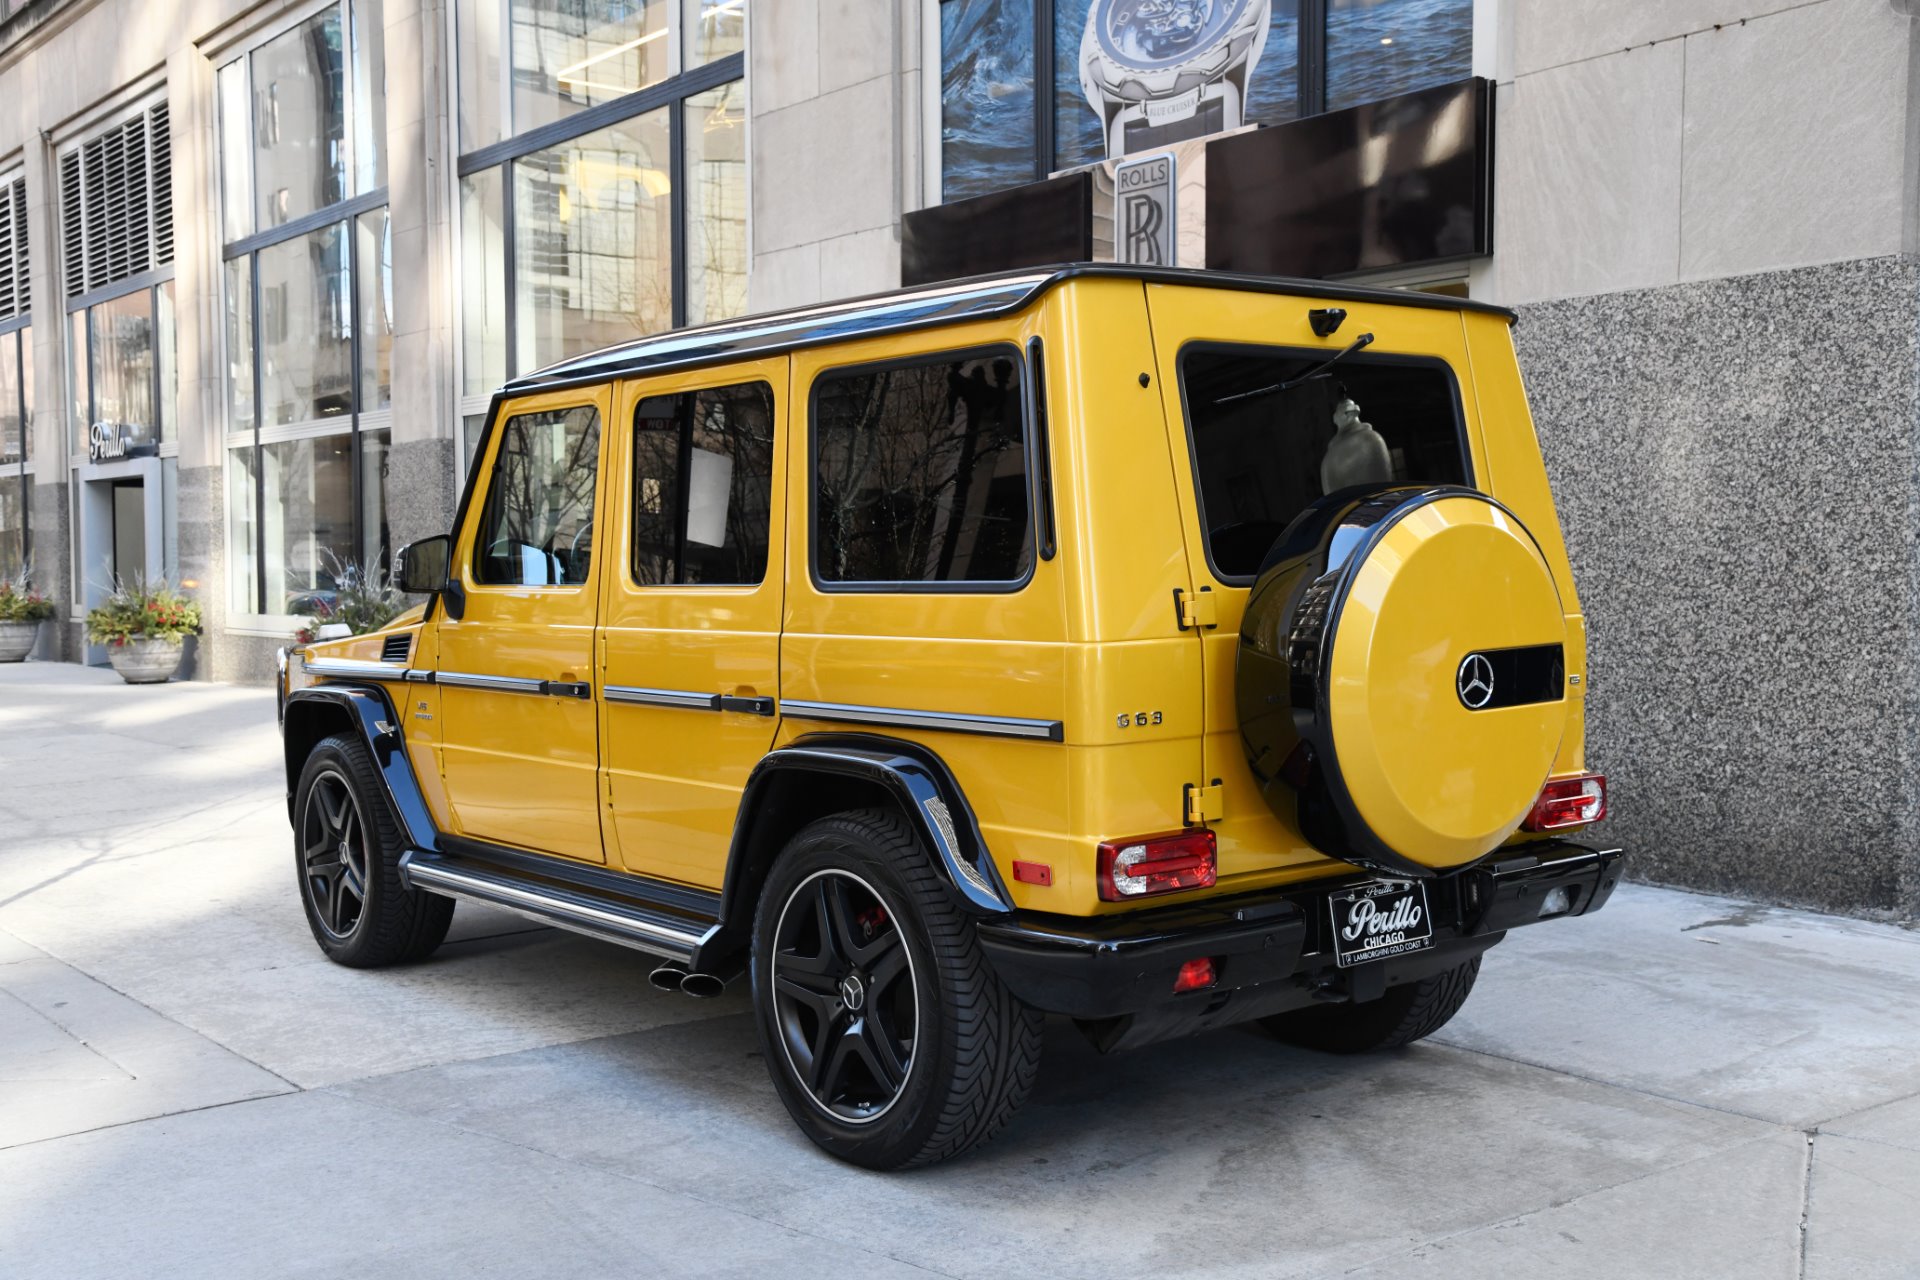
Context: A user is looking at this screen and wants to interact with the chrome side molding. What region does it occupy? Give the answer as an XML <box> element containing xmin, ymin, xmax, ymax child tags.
<box><xmin>605</xmin><ymin>685</ymin><xmax>776</xmax><ymax>716</ymax></box>
<box><xmin>781</xmin><ymin>699</ymin><xmax>1064</xmax><ymax>742</ymax></box>
<box><xmin>302</xmin><ymin>657</ymin><xmax>413</xmax><ymax>682</ymax></box>
<box><xmin>436</xmin><ymin>670</ymin><xmax>590</xmax><ymax>699</ymax></box>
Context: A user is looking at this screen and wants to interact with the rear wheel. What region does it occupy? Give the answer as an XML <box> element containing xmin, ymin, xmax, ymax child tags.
<box><xmin>1262</xmin><ymin>956</ymin><xmax>1481</xmax><ymax>1054</ymax></box>
<box><xmin>750</xmin><ymin>809</ymin><xmax>1043</xmax><ymax>1169</ymax></box>
<box><xmin>294</xmin><ymin>733</ymin><xmax>453</xmax><ymax>967</ymax></box>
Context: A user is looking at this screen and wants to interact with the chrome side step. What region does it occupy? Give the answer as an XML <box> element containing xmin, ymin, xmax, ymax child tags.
<box><xmin>400</xmin><ymin>849</ymin><xmax>715</xmax><ymax>963</ymax></box>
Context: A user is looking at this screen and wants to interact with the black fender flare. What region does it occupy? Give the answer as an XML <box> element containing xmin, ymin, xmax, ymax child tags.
<box><xmin>282</xmin><ymin>683</ymin><xmax>441</xmax><ymax>855</ymax></box>
<box><xmin>697</xmin><ymin>733</ymin><xmax>1014</xmax><ymax>968</ymax></box>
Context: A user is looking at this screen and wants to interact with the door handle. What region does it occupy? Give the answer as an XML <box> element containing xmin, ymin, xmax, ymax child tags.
<box><xmin>543</xmin><ymin>680</ymin><xmax>593</xmax><ymax>700</ymax></box>
<box><xmin>717</xmin><ymin>694</ymin><xmax>775</xmax><ymax>716</ymax></box>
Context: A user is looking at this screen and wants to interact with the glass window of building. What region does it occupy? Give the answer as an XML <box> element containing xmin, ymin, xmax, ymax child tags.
<box><xmin>454</xmin><ymin>0</ymin><xmax>747</xmax><ymax>451</ymax></box>
<box><xmin>0</xmin><ymin>170</ymin><xmax>29</xmax><ymax>583</ymax></box>
<box><xmin>220</xmin><ymin>0</ymin><xmax>391</xmax><ymax>619</ymax></box>
<box><xmin>938</xmin><ymin>0</ymin><xmax>1467</xmax><ymax>200</ymax></box>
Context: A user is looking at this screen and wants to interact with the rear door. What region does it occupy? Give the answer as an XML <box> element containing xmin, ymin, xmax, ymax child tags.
<box><xmin>599</xmin><ymin>359</ymin><xmax>787</xmax><ymax>889</ymax></box>
<box><xmin>437</xmin><ymin>386</ymin><xmax>612</xmax><ymax>863</ymax></box>
<box><xmin>1144</xmin><ymin>284</ymin><xmax>1481</xmax><ymax>882</ymax></box>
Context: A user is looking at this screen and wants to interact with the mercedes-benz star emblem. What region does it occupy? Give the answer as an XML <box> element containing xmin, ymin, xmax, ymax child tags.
<box><xmin>1457</xmin><ymin>653</ymin><xmax>1496</xmax><ymax>710</ymax></box>
<box><xmin>838</xmin><ymin>973</ymin><xmax>866</xmax><ymax>1011</ymax></box>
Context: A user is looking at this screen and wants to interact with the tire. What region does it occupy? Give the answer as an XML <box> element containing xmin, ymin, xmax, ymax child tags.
<box><xmin>750</xmin><ymin>808</ymin><xmax>1043</xmax><ymax>1170</ymax></box>
<box><xmin>1262</xmin><ymin>956</ymin><xmax>1481</xmax><ymax>1054</ymax></box>
<box><xmin>293</xmin><ymin>733</ymin><xmax>453</xmax><ymax>968</ymax></box>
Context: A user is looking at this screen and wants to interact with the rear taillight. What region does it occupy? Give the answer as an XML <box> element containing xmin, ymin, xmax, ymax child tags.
<box><xmin>1523</xmin><ymin>773</ymin><xmax>1606</xmax><ymax>831</ymax></box>
<box><xmin>1097</xmin><ymin>830</ymin><xmax>1218</xmax><ymax>901</ymax></box>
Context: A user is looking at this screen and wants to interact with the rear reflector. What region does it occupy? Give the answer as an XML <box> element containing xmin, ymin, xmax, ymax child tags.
<box><xmin>1172</xmin><ymin>957</ymin><xmax>1217</xmax><ymax>994</ymax></box>
<box><xmin>1523</xmin><ymin>773</ymin><xmax>1606</xmax><ymax>831</ymax></box>
<box><xmin>1011</xmin><ymin>860</ymin><xmax>1053</xmax><ymax>886</ymax></box>
<box><xmin>1097</xmin><ymin>830</ymin><xmax>1218</xmax><ymax>901</ymax></box>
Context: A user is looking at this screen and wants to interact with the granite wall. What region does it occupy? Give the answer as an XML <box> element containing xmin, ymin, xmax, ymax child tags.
<box><xmin>1516</xmin><ymin>255</ymin><xmax>1920</xmax><ymax>919</ymax></box>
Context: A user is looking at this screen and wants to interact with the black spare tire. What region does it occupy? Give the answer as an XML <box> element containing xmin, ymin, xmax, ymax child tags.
<box><xmin>1237</xmin><ymin>486</ymin><xmax>1572</xmax><ymax>876</ymax></box>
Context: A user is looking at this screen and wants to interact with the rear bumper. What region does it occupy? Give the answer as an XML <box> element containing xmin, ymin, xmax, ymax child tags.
<box><xmin>976</xmin><ymin>838</ymin><xmax>1623</xmax><ymax>1023</ymax></box>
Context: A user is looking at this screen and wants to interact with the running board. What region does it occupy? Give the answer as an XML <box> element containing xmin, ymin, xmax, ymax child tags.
<box><xmin>400</xmin><ymin>848</ymin><xmax>717</xmax><ymax>963</ymax></box>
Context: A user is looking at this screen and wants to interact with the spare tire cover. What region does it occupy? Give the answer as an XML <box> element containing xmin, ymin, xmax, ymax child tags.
<box><xmin>1237</xmin><ymin>486</ymin><xmax>1569</xmax><ymax>874</ymax></box>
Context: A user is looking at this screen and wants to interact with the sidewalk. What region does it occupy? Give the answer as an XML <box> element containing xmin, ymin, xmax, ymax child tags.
<box><xmin>2</xmin><ymin>660</ymin><xmax>1917</xmax><ymax>1278</ymax></box>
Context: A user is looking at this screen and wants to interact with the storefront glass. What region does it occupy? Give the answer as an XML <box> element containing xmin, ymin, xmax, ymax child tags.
<box><xmin>513</xmin><ymin>111</ymin><xmax>674</xmax><ymax>372</ymax></box>
<box><xmin>225</xmin><ymin>257</ymin><xmax>256</xmax><ymax>430</ymax></box>
<box><xmin>263</xmin><ymin>433</ymin><xmax>356</xmax><ymax>615</ymax></box>
<box><xmin>511</xmin><ymin>0</ymin><xmax>669</xmax><ymax>133</ymax></box>
<box><xmin>357</xmin><ymin>209</ymin><xmax>394</xmax><ymax>410</ymax></box>
<box><xmin>0</xmin><ymin>326</ymin><xmax>27</xmax><ymax>582</ymax></box>
<box><xmin>252</xmin><ymin>5</ymin><xmax>348</xmax><ymax>230</ymax></box>
<box><xmin>685</xmin><ymin>80</ymin><xmax>747</xmax><ymax>327</ymax></box>
<box><xmin>684</xmin><ymin>0</ymin><xmax>744</xmax><ymax>65</ymax></box>
<box><xmin>0</xmin><ymin>329</ymin><xmax>21</xmax><ymax>464</ymax></box>
<box><xmin>460</xmin><ymin>169</ymin><xmax>508</xmax><ymax>397</ymax></box>
<box><xmin>258</xmin><ymin>222</ymin><xmax>354</xmax><ymax>428</ymax></box>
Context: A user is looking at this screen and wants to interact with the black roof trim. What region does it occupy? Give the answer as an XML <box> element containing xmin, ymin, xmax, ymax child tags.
<box><xmin>503</xmin><ymin>264</ymin><xmax>1516</xmax><ymax>394</ymax></box>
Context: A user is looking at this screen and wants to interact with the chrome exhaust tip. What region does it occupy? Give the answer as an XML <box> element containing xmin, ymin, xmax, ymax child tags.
<box><xmin>648</xmin><ymin>964</ymin><xmax>689</xmax><ymax>993</ymax></box>
<box><xmin>678</xmin><ymin>972</ymin><xmax>726</xmax><ymax>999</ymax></box>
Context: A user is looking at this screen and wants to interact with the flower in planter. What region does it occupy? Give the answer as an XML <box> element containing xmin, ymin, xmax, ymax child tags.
<box><xmin>85</xmin><ymin>578</ymin><xmax>204</xmax><ymax>647</ymax></box>
<box><xmin>298</xmin><ymin>552</ymin><xmax>407</xmax><ymax>640</ymax></box>
<box><xmin>0</xmin><ymin>578</ymin><xmax>57</xmax><ymax>624</ymax></box>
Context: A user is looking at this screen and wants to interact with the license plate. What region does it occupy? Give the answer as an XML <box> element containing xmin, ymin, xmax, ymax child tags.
<box><xmin>1327</xmin><ymin>879</ymin><xmax>1435</xmax><ymax>968</ymax></box>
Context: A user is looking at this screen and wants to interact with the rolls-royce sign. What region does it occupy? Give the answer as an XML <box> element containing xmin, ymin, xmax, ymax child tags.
<box><xmin>1114</xmin><ymin>153</ymin><xmax>1175</xmax><ymax>266</ymax></box>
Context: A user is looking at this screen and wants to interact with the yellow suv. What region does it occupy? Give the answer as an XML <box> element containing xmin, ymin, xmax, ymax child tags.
<box><xmin>279</xmin><ymin>266</ymin><xmax>1622</xmax><ymax>1169</ymax></box>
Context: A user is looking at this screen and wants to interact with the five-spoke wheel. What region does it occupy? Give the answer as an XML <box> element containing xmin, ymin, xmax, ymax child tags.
<box><xmin>771</xmin><ymin>868</ymin><xmax>918</xmax><ymax>1122</ymax></box>
<box><xmin>300</xmin><ymin>767</ymin><xmax>370</xmax><ymax>940</ymax></box>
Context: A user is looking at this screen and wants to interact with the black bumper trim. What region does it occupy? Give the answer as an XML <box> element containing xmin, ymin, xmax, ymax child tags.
<box><xmin>977</xmin><ymin>838</ymin><xmax>1623</xmax><ymax>1020</ymax></box>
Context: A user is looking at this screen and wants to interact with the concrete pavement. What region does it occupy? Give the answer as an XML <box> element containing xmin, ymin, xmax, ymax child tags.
<box><xmin>1</xmin><ymin>660</ymin><xmax>1917</xmax><ymax>1278</ymax></box>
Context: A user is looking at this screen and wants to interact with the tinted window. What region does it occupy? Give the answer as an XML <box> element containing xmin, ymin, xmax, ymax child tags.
<box><xmin>813</xmin><ymin>351</ymin><xmax>1030</xmax><ymax>586</ymax></box>
<box><xmin>474</xmin><ymin>405</ymin><xmax>601</xmax><ymax>586</ymax></box>
<box><xmin>1181</xmin><ymin>348</ymin><xmax>1467</xmax><ymax>580</ymax></box>
<box><xmin>632</xmin><ymin>381</ymin><xmax>775</xmax><ymax>586</ymax></box>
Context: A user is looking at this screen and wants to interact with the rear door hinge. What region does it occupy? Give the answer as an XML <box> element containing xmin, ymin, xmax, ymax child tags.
<box><xmin>1174</xmin><ymin>586</ymin><xmax>1217</xmax><ymax>631</ymax></box>
<box><xmin>1184</xmin><ymin>779</ymin><xmax>1224</xmax><ymax>825</ymax></box>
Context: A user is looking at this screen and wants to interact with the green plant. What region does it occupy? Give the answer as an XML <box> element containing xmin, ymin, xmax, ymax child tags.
<box><xmin>85</xmin><ymin>578</ymin><xmax>203</xmax><ymax>646</ymax></box>
<box><xmin>296</xmin><ymin>552</ymin><xmax>407</xmax><ymax>643</ymax></box>
<box><xmin>0</xmin><ymin>578</ymin><xmax>56</xmax><ymax>623</ymax></box>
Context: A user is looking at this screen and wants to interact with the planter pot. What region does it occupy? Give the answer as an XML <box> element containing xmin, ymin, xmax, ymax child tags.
<box><xmin>0</xmin><ymin>620</ymin><xmax>39</xmax><ymax>662</ymax></box>
<box><xmin>107</xmin><ymin>636</ymin><xmax>185</xmax><ymax>684</ymax></box>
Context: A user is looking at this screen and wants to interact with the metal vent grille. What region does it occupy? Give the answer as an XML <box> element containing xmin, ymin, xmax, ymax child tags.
<box><xmin>0</xmin><ymin>176</ymin><xmax>25</xmax><ymax>321</ymax></box>
<box><xmin>380</xmin><ymin>632</ymin><xmax>412</xmax><ymax>664</ymax></box>
<box><xmin>60</xmin><ymin>103</ymin><xmax>173</xmax><ymax>298</ymax></box>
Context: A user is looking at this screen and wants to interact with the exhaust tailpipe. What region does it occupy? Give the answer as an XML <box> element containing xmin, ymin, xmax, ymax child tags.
<box><xmin>648</xmin><ymin>964</ymin><xmax>690</xmax><ymax>992</ymax></box>
<box><xmin>678</xmin><ymin>972</ymin><xmax>726</xmax><ymax>999</ymax></box>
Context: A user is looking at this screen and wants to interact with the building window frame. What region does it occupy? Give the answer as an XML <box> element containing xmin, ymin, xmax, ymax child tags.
<box><xmin>449</xmin><ymin>0</ymin><xmax>748</xmax><ymax>454</ymax></box>
<box><xmin>218</xmin><ymin>0</ymin><xmax>392</xmax><ymax>623</ymax></box>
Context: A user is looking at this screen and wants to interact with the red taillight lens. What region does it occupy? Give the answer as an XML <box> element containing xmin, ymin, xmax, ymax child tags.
<box><xmin>1523</xmin><ymin>773</ymin><xmax>1607</xmax><ymax>831</ymax></box>
<box><xmin>1096</xmin><ymin>830</ymin><xmax>1218</xmax><ymax>901</ymax></box>
<box><xmin>1172</xmin><ymin>956</ymin><xmax>1217</xmax><ymax>994</ymax></box>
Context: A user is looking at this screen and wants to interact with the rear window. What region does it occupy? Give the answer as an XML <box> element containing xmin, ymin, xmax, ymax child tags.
<box><xmin>1179</xmin><ymin>346</ymin><xmax>1470</xmax><ymax>581</ymax></box>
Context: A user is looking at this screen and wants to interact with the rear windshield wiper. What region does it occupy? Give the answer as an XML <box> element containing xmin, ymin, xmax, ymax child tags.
<box><xmin>1215</xmin><ymin>332</ymin><xmax>1376</xmax><ymax>405</ymax></box>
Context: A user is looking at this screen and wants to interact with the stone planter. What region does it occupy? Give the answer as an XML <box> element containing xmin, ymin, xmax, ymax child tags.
<box><xmin>106</xmin><ymin>636</ymin><xmax>185</xmax><ymax>684</ymax></box>
<box><xmin>0</xmin><ymin>620</ymin><xmax>39</xmax><ymax>662</ymax></box>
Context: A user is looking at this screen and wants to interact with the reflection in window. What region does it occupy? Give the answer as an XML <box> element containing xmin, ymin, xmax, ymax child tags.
<box><xmin>226</xmin><ymin>257</ymin><xmax>256</xmax><ymax>430</ymax></box>
<box><xmin>252</xmin><ymin>6</ymin><xmax>348</xmax><ymax>229</ymax></box>
<box><xmin>0</xmin><ymin>330</ymin><xmax>21</xmax><ymax>463</ymax></box>
<box><xmin>685</xmin><ymin>81</ymin><xmax>747</xmax><ymax>327</ymax></box>
<box><xmin>813</xmin><ymin>353</ymin><xmax>1031</xmax><ymax>586</ymax></box>
<box><xmin>683</xmin><ymin>0</ymin><xmax>744</xmax><ymax>65</ymax></box>
<box><xmin>941</xmin><ymin>0</ymin><xmax>1036</xmax><ymax>201</ymax></box>
<box><xmin>228</xmin><ymin>446</ymin><xmax>259</xmax><ymax>611</ymax></box>
<box><xmin>360</xmin><ymin>427</ymin><xmax>392</xmax><ymax>570</ymax></box>
<box><xmin>460</xmin><ymin>169</ymin><xmax>508</xmax><ymax>396</ymax></box>
<box><xmin>511</xmin><ymin>0</ymin><xmax>669</xmax><ymax>134</ymax></box>
<box><xmin>1327</xmin><ymin>0</ymin><xmax>1472</xmax><ymax>113</ymax></box>
<box><xmin>0</xmin><ymin>475</ymin><xmax>22</xmax><ymax>583</ymax></box>
<box><xmin>475</xmin><ymin>405</ymin><xmax>601</xmax><ymax>586</ymax></box>
<box><xmin>89</xmin><ymin>290</ymin><xmax>158</xmax><ymax>454</ymax></box>
<box><xmin>258</xmin><ymin>221</ymin><xmax>354</xmax><ymax>426</ymax></box>
<box><xmin>513</xmin><ymin>111</ymin><xmax>672</xmax><ymax>371</ymax></box>
<box><xmin>1179</xmin><ymin>346</ymin><xmax>1466</xmax><ymax>580</ymax></box>
<box><xmin>455</xmin><ymin>0</ymin><xmax>505</xmax><ymax>150</ymax></box>
<box><xmin>218</xmin><ymin>59</ymin><xmax>253</xmax><ymax>240</ymax></box>
<box><xmin>264</xmin><ymin>434</ymin><xmax>356</xmax><ymax>613</ymax></box>
<box><xmin>632</xmin><ymin>381</ymin><xmax>773</xmax><ymax>587</ymax></box>
<box><xmin>357</xmin><ymin>209</ymin><xmax>394</xmax><ymax>410</ymax></box>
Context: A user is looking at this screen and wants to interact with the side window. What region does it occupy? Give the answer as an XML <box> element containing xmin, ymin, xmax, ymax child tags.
<box><xmin>631</xmin><ymin>381</ymin><xmax>776</xmax><ymax>586</ymax></box>
<box><xmin>1179</xmin><ymin>348</ymin><xmax>1469</xmax><ymax>580</ymax></box>
<box><xmin>812</xmin><ymin>349</ymin><xmax>1030</xmax><ymax>587</ymax></box>
<box><xmin>473</xmin><ymin>404</ymin><xmax>601</xmax><ymax>586</ymax></box>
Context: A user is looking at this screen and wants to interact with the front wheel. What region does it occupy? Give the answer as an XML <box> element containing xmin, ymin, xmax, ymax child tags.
<box><xmin>293</xmin><ymin>733</ymin><xmax>453</xmax><ymax>967</ymax></box>
<box><xmin>1262</xmin><ymin>956</ymin><xmax>1481</xmax><ymax>1054</ymax></box>
<box><xmin>750</xmin><ymin>809</ymin><xmax>1043</xmax><ymax>1169</ymax></box>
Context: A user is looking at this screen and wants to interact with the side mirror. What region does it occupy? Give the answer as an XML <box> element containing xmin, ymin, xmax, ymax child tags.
<box><xmin>395</xmin><ymin>535</ymin><xmax>451</xmax><ymax>595</ymax></box>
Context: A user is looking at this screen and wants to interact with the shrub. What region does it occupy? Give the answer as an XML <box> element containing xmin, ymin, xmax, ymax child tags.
<box><xmin>296</xmin><ymin>552</ymin><xmax>407</xmax><ymax>644</ymax></box>
<box><xmin>85</xmin><ymin>579</ymin><xmax>203</xmax><ymax>646</ymax></box>
<box><xmin>0</xmin><ymin>578</ymin><xmax>56</xmax><ymax>624</ymax></box>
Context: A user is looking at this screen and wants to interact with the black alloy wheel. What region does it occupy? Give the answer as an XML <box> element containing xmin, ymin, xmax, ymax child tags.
<box><xmin>292</xmin><ymin>733</ymin><xmax>453</xmax><ymax>967</ymax></box>
<box><xmin>771</xmin><ymin>868</ymin><xmax>918</xmax><ymax>1123</ymax></box>
<box><xmin>300</xmin><ymin>767</ymin><xmax>371</xmax><ymax>941</ymax></box>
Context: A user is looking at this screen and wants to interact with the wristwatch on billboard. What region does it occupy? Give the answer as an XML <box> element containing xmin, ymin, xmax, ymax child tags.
<box><xmin>1079</xmin><ymin>0</ymin><xmax>1272</xmax><ymax>158</ymax></box>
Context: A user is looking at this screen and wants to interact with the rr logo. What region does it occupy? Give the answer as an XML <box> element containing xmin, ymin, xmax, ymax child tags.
<box><xmin>1124</xmin><ymin>194</ymin><xmax>1165</xmax><ymax>265</ymax></box>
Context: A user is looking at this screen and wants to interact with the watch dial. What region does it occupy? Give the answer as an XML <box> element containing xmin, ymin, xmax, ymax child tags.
<box><xmin>1097</xmin><ymin>0</ymin><xmax>1256</xmax><ymax>69</ymax></box>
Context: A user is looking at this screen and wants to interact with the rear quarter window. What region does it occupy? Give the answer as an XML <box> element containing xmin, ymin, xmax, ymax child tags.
<box><xmin>1178</xmin><ymin>345</ymin><xmax>1471</xmax><ymax>582</ymax></box>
